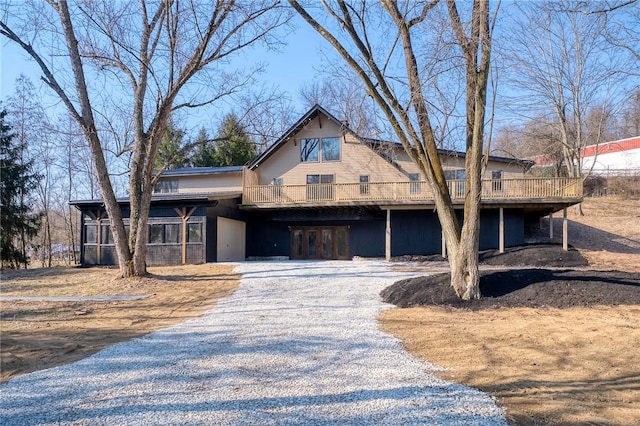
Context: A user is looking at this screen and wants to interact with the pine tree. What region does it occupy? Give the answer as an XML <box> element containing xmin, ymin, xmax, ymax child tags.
<box><xmin>155</xmin><ymin>121</ymin><xmax>189</xmax><ymax>171</ymax></box>
<box><xmin>190</xmin><ymin>114</ymin><xmax>257</xmax><ymax>167</ymax></box>
<box><xmin>0</xmin><ymin>110</ymin><xmax>42</xmax><ymax>268</ymax></box>
<box><xmin>190</xmin><ymin>127</ymin><xmax>216</xmax><ymax>167</ymax></box>
<box><xmin>212</xmin><ymin>114</ymin><xmax>257</xmax><ymax>167</ymax></box>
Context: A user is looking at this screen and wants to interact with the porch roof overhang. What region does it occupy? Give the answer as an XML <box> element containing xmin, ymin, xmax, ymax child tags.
<box><xmin>70</xmin><ymin>191</ymin><xmax>242</xmax><ymax>210</ymax></box>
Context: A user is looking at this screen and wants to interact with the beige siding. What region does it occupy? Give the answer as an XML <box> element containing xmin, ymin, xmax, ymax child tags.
<box><xmin>171</xmin><ymin>173</ymin><xmax>243</xmax><ymax>193</ymax></box>
<box><xmin>385</xmin><ymin>146</ymin><xmax>527</xmax><ymax>179</ymax></box>
<box><xmin>256</xmin><ymin>115</ymin><xmax>406</xmax><ymax>185</ymax></box>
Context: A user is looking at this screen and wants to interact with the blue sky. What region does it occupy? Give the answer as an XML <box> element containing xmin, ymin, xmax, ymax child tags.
<box><xmin>0</xmin><ymin>16</ymin><xmax>328</xmax><ymax>129</ymax></box>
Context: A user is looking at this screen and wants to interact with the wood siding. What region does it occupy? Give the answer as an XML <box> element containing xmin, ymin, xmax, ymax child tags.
<box><xmin>175</xmin><ymin>173</ymin><xmax>243</xmax><ymax>193</ymax></box>
<box><xmin>255</xmin><ymin>116</ymin><xmax>406</xmax><ymax>186</ymax></box>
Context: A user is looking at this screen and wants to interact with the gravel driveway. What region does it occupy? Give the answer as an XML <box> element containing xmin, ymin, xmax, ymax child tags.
<box><xmin>0</xmin><ymin>261</ymin><xmax>506</xmax><ymax>425</ymax></box>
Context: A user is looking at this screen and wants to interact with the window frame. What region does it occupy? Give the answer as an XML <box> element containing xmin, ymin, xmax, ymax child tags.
<box><xmin>409</xmin><ymin>173</ymin><xmax>421</xmax><ymax>194</ymax></box>
<box><xmin>153</xmin><ymin>179</ymin><xmax>178</xmax><ymax>194</ymax></box>
<box><xmin>300</xmin><ymin>137</ymin><xmax>341</xmax><ymax>163</ymax></box>
<box><xmin>359</xmin><ymin>175</ymin><xmax>370</xmax><ymax>195</ymax></box>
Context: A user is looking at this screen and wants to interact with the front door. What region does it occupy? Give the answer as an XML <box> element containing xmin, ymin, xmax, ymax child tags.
<box><xmin>291</xmin><ymin>226</ymin><xmax>349</xmax><ymax>260</ymax></box>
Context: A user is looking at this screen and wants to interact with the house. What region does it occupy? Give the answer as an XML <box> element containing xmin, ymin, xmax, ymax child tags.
<box><xmin>71</xmin><ymin>105</ymin><xmax>583</xmax><ymax>265</ymax></box>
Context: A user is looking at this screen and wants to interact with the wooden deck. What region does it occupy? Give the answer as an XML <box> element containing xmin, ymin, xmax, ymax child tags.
<box><xmin>242</xmin><ymin>177</ymin><xmax>583</xmax><ymax>208</ymax></box>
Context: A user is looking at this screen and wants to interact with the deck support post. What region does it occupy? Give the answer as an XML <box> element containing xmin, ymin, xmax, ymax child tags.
<box><xmin>563</xmin><ymin>207</ymin><xmax>568</xmax><ymax>252</ymax></box>
<box><xmin>385</xmin><ymin>209</ymin><xmax>391</xmax><ymax>261</ymax></box>
<box><xmin>499</xmin><ymin>208</ymin><xmax>505</xmax><ymax>253</ymax></box>
<box><xmin>549</xmin><ymin>212</ymin><xmax>554</xmax><ymax>239</ymax></box>
<box><xmin>441</xmin><ymin>229</ymin><xmax>447</xmax><ymax>258</ymax></box>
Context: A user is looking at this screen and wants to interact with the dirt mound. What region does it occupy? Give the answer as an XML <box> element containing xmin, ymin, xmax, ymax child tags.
<box><xmin>479</xmin><ymin>243</ymin><xmax>588</xmax><ymax>267</ymax></box>
<box><xmin>382</xmin><ymin>269</ymin><xmax>640</xmax><ymax>309</ymax></box>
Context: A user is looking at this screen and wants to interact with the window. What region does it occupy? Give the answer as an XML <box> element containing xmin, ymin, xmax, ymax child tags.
<box><xmin>149</xmin><ymin>224</ymin><xmax>164</xmax><ymax>243</ymax></box>
<box><xmin>101</xmin><ymin>224</ymin><xmax>113</xmax><ymax>244</ymax></box>
<box><xmin>300</xmin><ymin>138</ymin><xmax>320</xmax><ymax>162</ymax></box>
<box><xmin>359</xmin><ymin>175</ymin><xmax>370</xmax><ymax>195</ymax></box>
<box><xmin>300</xmin><ymin>137</ymin><xmax>341</xmax><ymax>162</ymax></box>
<box><xmin>444</xmin><ymin>169</ymin><xmax>466</xmax><ymax>197</ymax></box>
<box><xmin>165</xmin><ymin>224</ymin><xmax>180</xmax><ymax>244</ymax></box>
<box><xmin>306</xmin><ymin>174</ymin><xmax>334</xmax><ymax>200</ymax></box>
<box><xmin>149</xmin><ymin>223</ymin><xmax>182</xmax><ymax>244</ymax></box>
<box><xmin>322</xmin><ymin>137</ymin><xmax>340</xmax><ymax>161</ymax></box>
<box><xmin>187</xmin><ymin>223</ymin><xmax>202</xmax><ymax>243</ymax></box>
<box><xmin>153</xmin><ymin>179</ymin><xmax>178</xmax><ymax>193</ymax></box>
<box><xmin>491</xmin><ymin>170</ymin><xmax>503</xmax><ymax>192</ymax></box>
<box><xmin>272</xmin><ymin>178</ymin><xmax>283</xmax><ymax>185</ymax></box>
<box><xmin>85</xmin><ymin>225</ymin><xmax>97</xmax><ymax>243</ymax></box>
<box><xmin>409</xmin><ymin>173</ymin><xmax>421</xmax><ymax>194</ymax></box>
<box><xmin>444</xmin><ymin>169</ymin><xmax>466</xmax><ymax>180</ymax></box>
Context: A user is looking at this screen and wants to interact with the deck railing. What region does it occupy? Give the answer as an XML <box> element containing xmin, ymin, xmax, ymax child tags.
<box><xmin>242</xmin><ymin>177</ymin><xmax>583</xmax><ymax>206</ymax></box>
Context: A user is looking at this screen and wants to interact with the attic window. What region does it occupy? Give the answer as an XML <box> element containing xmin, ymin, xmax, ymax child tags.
<box><xmin>300</xmin><ymin>137</ymin><xmax>341</xmax><ymax>162</ymax></box>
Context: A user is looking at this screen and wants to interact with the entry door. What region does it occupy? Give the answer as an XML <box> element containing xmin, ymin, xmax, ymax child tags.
<box><xmin>291</xmin><ymin>227</ymin><xmax>349</xmax><ymax>260</ymax></box>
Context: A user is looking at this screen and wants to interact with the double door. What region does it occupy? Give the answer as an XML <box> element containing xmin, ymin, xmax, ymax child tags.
<box><xmin>291</xmin><ymin>226</ymin><xmax>349</xmax><ymax>260</ymax></box>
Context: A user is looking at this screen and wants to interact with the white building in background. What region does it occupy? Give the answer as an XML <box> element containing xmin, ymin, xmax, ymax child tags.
<box><xmin>582</xmin><ymin>136</ymin><xmax>640</xmax><ymax>176</ymax></box>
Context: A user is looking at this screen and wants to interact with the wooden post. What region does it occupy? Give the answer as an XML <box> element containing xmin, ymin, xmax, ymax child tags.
<box><xmin>96</xmin><ymin>216</ymin><xmax>102</xmax><ymax>265</ymax></box>
<box><xmin>175</xmin><ymin>207</ymin><xmax>197</xmax><ymax>264</ymax></box>
<box><xmin>441</xmin><ymin>229</ymin><xmax>447</xmax><ymax>258</ymax></box>
<box><xmin>549</xmin><ymin>212</ymin><xmax>554</xmax><ymax>239</ymax></box>
<box><xmin>385</xmin><ymin>209</ymin><xmax>391</xmax><ymax>261</ymax></box>
<box><xmin>499</xmin><ymin>208</ymin><xmax>505</xmax><ymax>253</ymax></box>
<box><xmin>563</xmin><ymin>207</ymin><xmax>568</xmax><ymax>252</ymax></box>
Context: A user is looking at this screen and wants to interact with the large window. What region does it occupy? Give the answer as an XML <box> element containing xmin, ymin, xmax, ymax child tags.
<box><xmin>154</xmin><ymin>179</ymin><xmax>178</xmax><ymax>193</ymax></box>
<box><xmin>300</xmin><ymin>137</ymin><xmax>341</xmax><ymax>162</ymax></box>
<box><xmin>321</xmin><ymin>137</ymin><xmax>340</xmax><ymax>161</ymax></box>
<box><xmin>300</xmin><ymin>138</ymin><xmax>320</xmax><ymax>162</ymax></box>
<box><xmin>149</xmin><ymin>223</ymin><xmax>182</xmax><ymax>244</ymax></box>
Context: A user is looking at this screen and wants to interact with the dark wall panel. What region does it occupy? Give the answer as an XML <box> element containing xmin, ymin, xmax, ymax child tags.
<box><xmin>479</xmin><ymin>210</ymin><xmax>499</xmax><ymax>250</ymax></box>
<box><xmin>246</xmin><ymin>220</ymin><xmax>291</xmax><ymax>257</ymax></box>
<box><xmin>505</xmin><ymin>209</ymin><xmax>524</xmax><ymax>247</ymax></box>
<box><xmin>348</xmin><ymin>221</ymin><xmax>385</xmax><ymax>258</ymax></box>
<box><xmin>391</xmin><ymin>210</ymin><xmax>441</xmax><ymax>255</ymax></box>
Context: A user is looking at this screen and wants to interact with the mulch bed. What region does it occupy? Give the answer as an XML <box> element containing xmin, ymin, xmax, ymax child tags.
<box><xmin>383</xmin><ymin>244</ymin><xmax>640</xmax><ymax>309</ymax></box>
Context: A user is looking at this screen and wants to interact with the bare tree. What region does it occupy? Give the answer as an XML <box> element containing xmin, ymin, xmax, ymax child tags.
<box><xmin>289</xmin><ymin>0</ymin><xmax>495</xmax><ymax>300</ymax></box>
<box><xmin>503</xmin><ymin>1</ymin><xmax>629</xmax><ymax>182</ymax></box>
<box><xmin>300</xmin><ymin>76</ymin><xmax>380</xmax><ymax>138</ymax></box>
<box><xmin>1</xmin><ymin>1</ymin><xmax>291</xmax><ymax>277</ymax></box>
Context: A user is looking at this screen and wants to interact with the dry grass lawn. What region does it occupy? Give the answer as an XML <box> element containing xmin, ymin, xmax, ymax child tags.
<box><xmin>1</xmin><ymin>264</ymin><xmax>239</xmax><ymax>383</ymax></box>
<box><xmin>380</xmin><ymin>196</ymin><xmax>640</xmax><ymax>425</ymax></box>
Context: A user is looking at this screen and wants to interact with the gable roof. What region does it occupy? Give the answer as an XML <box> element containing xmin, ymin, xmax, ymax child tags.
<box><xmin>249</xmin><ymin>104</ymin><xmax>353</xmax><ymax>170</ymax></box>
<box><xmin>250</xmin><ymin>104</ymin><xmax>533</xmax><ymax>171</ymax></box>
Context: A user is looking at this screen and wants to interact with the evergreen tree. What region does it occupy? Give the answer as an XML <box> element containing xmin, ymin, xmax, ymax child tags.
<box><xmin>0</xmin><ymin>110</ymin><xmax>42</xmax><ymax>268</ymax></box>
<box><xmin>213</xmin><ymin>114</ymin><xmax>257</xmax><ymax>166</ymax></box>
<box><xmin>190</xmin><ymin>114</ymin><xmax>257</xmax><ymax>167</ymax></box>
<box><xmin>190</xmin><ymin>127</ymin><xmax>216</xmax><ymax>167</ymax></box>
<box><xmin>155</xmin><ymin>121</ymin><xmax>189</xmax><ymax>171</ymax></box>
